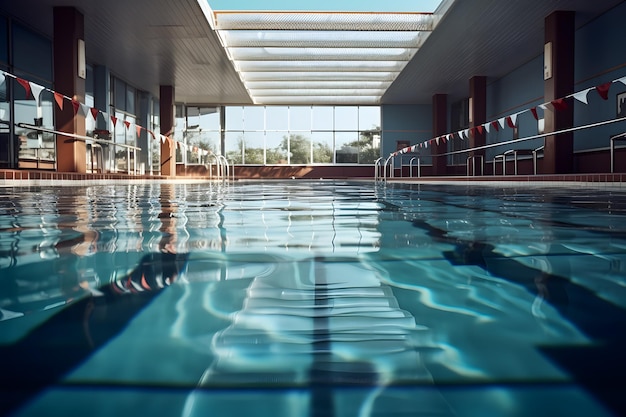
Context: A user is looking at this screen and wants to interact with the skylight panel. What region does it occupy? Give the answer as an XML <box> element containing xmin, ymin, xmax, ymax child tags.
<box><xmin>211</xmin><ymin>11</ymin><xmax>437</xmax><ymax>105</ymax></box>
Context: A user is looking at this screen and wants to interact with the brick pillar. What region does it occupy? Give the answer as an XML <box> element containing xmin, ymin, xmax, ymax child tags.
<box><xmin>160</xmin><ymin>85</ymin><xmax>176</xmax><ymax>177</ymax></box>
<box><xmin>53</xmin><ymin>7</ymin><xmax>86</xmax><ymax>173</ymax></box>
<box><xmin>432</xmin><ymin>94</ymin><xmax>448</xmax><ymax>176</ymax></box>
<box><xmin>543</xmin><ymin>11</ymin><xmax>575</xmax><ymax>174</ymax></box>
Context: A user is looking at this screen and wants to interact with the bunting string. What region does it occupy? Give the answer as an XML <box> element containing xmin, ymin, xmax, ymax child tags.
<box><xmin>0</xmin><ymin>69</ymin><xmax>212</xmax><ymax>158</ymax></box>
<box><xmin>3</xmin><ymin>68</ymin><xmax>624</xmax><ymax>161</ymax></box>
<box><xmin>390</xmin><ymin>75</ymin><xmax>626</xmax><ymax>157</ymax></box>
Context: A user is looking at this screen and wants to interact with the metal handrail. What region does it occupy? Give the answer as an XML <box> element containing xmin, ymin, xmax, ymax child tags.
<box><xmin>409</xmin><ymin>157</ymin><xmax>421</xmax><ymax>178</ymax></box>
<box><xmin>466</xmin><ymin>155</ymin><xmax>484</xmax><ymax>176</ymax></box>
<box><xmin>532</xmin><ymin>145</ymin><xmax>544</xmax><ymax>175</ymax></box>
<box><xmin>383</xmin><ymin>154</ymin><xmax>394</xmax><ymax>180</ymax></box>
<box><xmin>610</xmin><ymin>132</ymin><xmax>626</xmax><ymax>173</ymax></box>
<box><xmin>374</xmin><ymin>157</ymin><xmax>384</xmax><ymax>182</ymax></box>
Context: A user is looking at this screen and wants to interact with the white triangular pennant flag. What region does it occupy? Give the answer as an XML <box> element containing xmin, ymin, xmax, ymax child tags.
<box><xmin>424</xmin><ymin>141</ymin><xmax>428</xmax><ymax>149</ymax></box>
<box><xmin>614</xmin><ymin>76</ymin><xmax>626</xmax><ymax>87</ymax></box>
<box><xmin>498</xmin><ymin>118</ymin><xmax>506</xmax><ymax>129</ymax></box>
<box><xmin>464</xmin><ymin>129</ymin><xmax>470</xmax><ymax>139</ymax></box>
<box><xmin>161</xmin><ymin>135</ymin><xmax>166</xmax><ymax>144</ymax></box>
<box><xmin>80</xmin><ymin>103</ymin><xmax>90</xmax><ymax>117</ymax></box>
<box><xmin>457</xmin><ymin>130</ymin><xmax>464</xmax><ymax>140</ymax></box>
<box><xmin>29</xmin><ymin>82</ymin><xmax>45</xmax><ymax>104</ymax></box>
<box><xmin>539</xmin><ymin>104</ymin><xmax>548</xmax><ymax>110</ymax></box>
<box><xmin>572</xmin><ymin>88</ymin><xmax>592</xmax><ymax>104</ymax></box>
<box><xmin>510</xmin><ymin>113</ymin><xmax>518</xmax><ymax>126</ymax></box>
<box><xmin>435</xmin><ymin>137</ymin><xmax>440</xmax><ymax>145</ymax></box>
<box><xmin>484</xmin><ymin>123</ymin><xmax>491</xmax><ymax>133</ymax></box>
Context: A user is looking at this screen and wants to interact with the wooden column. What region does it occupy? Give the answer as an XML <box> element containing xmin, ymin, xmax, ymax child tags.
<box><xmin>432</xmin><ymin>94</ymin><xmax>448</xmax><ymax>176</ymax></box>
<box><xmin>53</xmin><ymin>7</ymin><xmax>86</xmax><ymax>173</ymax></box>
<box><xmin>160</xmin><ymin>85</ymin><xmax>176</xmax><ymax>177</ymax></box>
<box><xmin>543</xmin><ymin>11</ymin><xmax>575</xmax><ymax>174</ymax></box>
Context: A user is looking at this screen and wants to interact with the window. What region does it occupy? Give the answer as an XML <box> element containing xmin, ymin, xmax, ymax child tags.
<box><xmin>222</xmin><ymin>105</ymin><xmax>380</xmax><ymax>165</ymax></box>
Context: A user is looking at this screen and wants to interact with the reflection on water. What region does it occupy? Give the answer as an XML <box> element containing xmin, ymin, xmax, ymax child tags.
<box><xmin>184</xmin><ymin>256</ymin><xmax>449</xmax><ymax>417</ymax></box>
<box><xmin>1</xmin><ymin>181</ymin><xmax>626</xmax><ymax>417</ymax></box>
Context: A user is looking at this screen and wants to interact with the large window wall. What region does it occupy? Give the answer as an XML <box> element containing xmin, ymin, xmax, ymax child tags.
<box><xmin>222</xmin><ymin>105</ymin><xmax>380</xmax><ymax>165</ymax></box>
<box><xmin>2</xmin><ymin>20</ymin><xmax>55</xmax><ymax>170</ymax></box>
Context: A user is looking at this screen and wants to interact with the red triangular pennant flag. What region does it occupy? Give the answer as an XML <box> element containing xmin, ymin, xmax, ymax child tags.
<box><xmin>491</xmin><ymin>121</ymin><xmax>499</xmax><ymax>131</ymax></box>
<box><xmin>16</xmin><ymin>78</ymin><xmax>31</xmax><ymax>99</ymax></box>
<box><xmin>71</xmin><ymin>100</ymin><xmax>80</xmax><ymax>115</ymax></box>
<box><xmin>506</xmin><ymin>116</ymin><xmax>515</xmax><ymax>129</ymax></box>
<box><xmin>90</xmin><ymin>108</ymin><xmax>99</xmax><ymax>120</ymax></box>
<box><xmin>551</xmin><ymin>98</ymin><xmax>568</xmax><ymax>111</ymax></box>
<box><xmin>477</xmin><ymin>125</ymin><xmax>484</xmax><ymax>135</ymax></box>
<box><xmin>54</xmin><ymin>92</ymin><xmax>64</xmax><ymax>110</ymax></box>
<box><xmin>111</xmin><ymin>115</ymin><xmax>118</xmax><ymax>126</ymax></box>
<box><xmin>595</xmin><ymin>82</ymin><xmax>611</xmax><ymax>100</ymax></box>
<box><xmin>136</xmin><ymin>125</ymin><xmax>142</xmax><ymax>138</ymax></box>
<box><xmin>530</xmin><ymin>107</ymin><xmax>538</xmax><ymax>120</ymax></box>
<box><xmin>123</xmin><ymin>120</ymin><xmax>131</xmax><ymax>130</ymax></box>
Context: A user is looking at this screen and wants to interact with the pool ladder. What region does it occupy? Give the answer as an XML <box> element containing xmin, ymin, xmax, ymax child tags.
<box><xmin>374</xmin><ymin>155</ymin><xmax>395</xmax><ymax>182</ymax></box>
<box><xmin>206</xmin><ymin>154</ymin><xmax>234</xmax><ymax>181</ymax></box>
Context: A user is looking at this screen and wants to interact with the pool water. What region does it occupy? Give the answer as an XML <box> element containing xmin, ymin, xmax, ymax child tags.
<box><xmin>1</xmin><ymin>180</ymin><xmax>625</xmax><ymax>416</ymax></box>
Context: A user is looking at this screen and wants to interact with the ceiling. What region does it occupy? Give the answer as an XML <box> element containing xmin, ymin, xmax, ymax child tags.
<box><xmin>211</xmin><ymin>10</ymin><xmax>436</xmax><ymax>105</ymax></box>
<box><xmin>1</xmin><ymin>0</ymin><xmax>624</xmax><ymax>106</ymax></box>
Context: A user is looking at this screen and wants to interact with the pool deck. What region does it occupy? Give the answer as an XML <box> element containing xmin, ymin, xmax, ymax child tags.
<box><xmin>0</xmin><ymin>168</ymin><xmax>625</xmax><ymax>188</ymax></box>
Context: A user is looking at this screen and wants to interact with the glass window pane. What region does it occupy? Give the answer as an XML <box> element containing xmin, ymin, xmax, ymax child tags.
<box><xmin>289</xmin><ymin>106</ymin><xmax>311</xmax><ymax>131</ymax></box>
<box><xmin>334</xmin><ymin>107</ymin><xmax>358</xmax><ymax>131</ymax></box>
<box><xmin>311</xmin><ymin>132</ymin><xmax>333</xmax><ymax>163</ymax></box>
<box><xmin>243</xmin><ymin>131</ymin><xmax>265</xmax><ymax>164</ymax></box>
<box><xmin>0</xmin><ymin>16</ymin><xmax>7</xmax><ymax>64</ymax></box>
<box><xmin>150</xmin><ymin>98</ymin><xmax>160</xmax><ymax>175</ymax></box>
<box><xmin>265</xmin><ymin>131</ymin><xmax>288</xmax><ymax>164</ymax></box>
<box><xmin>199</xmin><ymin>107</ymin><xmax>220</xmax><ymax>131</ymax></box>
<box><xmin>12</xmin><ymin>23</ymin><xmax>52</xmax><ymax>81</ymax></box>
<box><xmin>335</xmin><ymin>131</ymin><xmax>359</xmax><ymax>163</ymax></box>
<box><xmin>225</xmin><ymin>106</ymin><xmax>244</xmax><ymax>130</ymax></box>
<box><xmin>225</xmin><ymin>131</ymin><xmax>243</xmax><ymax>164</ymax></box>
<box><xmin>312</xmin><ymin>106</ymin><xmax>333</xmax><ymax>130</ymax></box>
<box><xmin>359</xmin><ymin>106</ymin><xmax>380</xmax><ymax>130</ymax></box>
<box><xmin>266</xmin><ymin>106</ymin><xmax>288</xmax><ymax>131</ymax></box>
<box><xmin>288</xmin><ymin>132</ymin><xmax>311</xmax><ymax>164</ymax></box>
<box><xmin>358</xmin><ymin>129</ymin><xmax>381</xmax><ymax>164</ymax></box>
<box><xmin>126</xmin><ymin>86</ymin><xmax>135</xmax><ymax>115</ymax></box>
<box><xmin>244</xmin><ymin>106</ymin><xmax>264</xmax><ymax>130</ymax></box>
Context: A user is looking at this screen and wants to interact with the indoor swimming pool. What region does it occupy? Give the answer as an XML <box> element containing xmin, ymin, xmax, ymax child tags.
<box><xmin>0</xmin><ymin>180</ymin><xmax>625</xmax><ymax>417</ymax></box>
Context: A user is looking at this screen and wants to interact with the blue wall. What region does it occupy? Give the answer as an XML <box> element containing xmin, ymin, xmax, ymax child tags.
<box><xmin>574</xmin><ymin>1</ymin><xmax>626</xmax><ymax>151</ymax></box>
<box><xmin>381</xmin><ymin>104</ymin><xmax>432</xmax><ymax>165</ymax></box>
